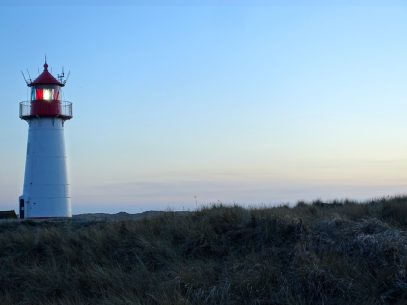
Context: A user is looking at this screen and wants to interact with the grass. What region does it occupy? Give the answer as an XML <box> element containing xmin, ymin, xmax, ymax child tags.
<box><xmin>1</xmin><ymin>196</ymin><xmax>407</xmax><ymax>304</ymax></box>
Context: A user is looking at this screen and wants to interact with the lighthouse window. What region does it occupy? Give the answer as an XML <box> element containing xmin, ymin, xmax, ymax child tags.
<box><xmin>43</xmin><ymin>89</ymin><xmax>52</xmax><ymax>100</ymax></box>
<box><xmin>53</xmin><ymin>88</ymin><xmax>60</xmax><ymax>100</ymax></box>
<box><xmin>31</xmin><ymin>88</ymin><xmax>59</xmax><ymax>101</ymax></box>
<box><xmin>35</xmin><ymin>89</ymin><xmax>43</xmax><ymax>100</ymax></box>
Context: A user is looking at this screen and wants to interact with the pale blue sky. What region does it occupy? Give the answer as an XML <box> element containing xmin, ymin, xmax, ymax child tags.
<box><xmin>0</xmin><ymin>1</ymin><xmax>407</xmax><ymax>213</ymax></box>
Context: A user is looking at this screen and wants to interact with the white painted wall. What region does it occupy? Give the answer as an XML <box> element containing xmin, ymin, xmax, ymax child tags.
<box><xmin>21</xmin><ymin>118</ymin><xmax>71</xmax><ymax>218</ymax></box>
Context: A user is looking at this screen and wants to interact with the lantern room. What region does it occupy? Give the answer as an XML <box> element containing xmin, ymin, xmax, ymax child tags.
<box><xmin>19</xmin><ymin>62</ymin><xmax>72</xmax><ymax>121</ymax></box>
<box><xmin>31</xmin><ymin>85</ymin><xmax>61</xmax><ymax>102</ymax></box>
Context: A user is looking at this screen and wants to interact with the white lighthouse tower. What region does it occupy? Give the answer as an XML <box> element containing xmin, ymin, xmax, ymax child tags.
<box><xmin>19</xmin><ymin>60</ymin><xmax>73</xmax><ymax>219</ymax></box>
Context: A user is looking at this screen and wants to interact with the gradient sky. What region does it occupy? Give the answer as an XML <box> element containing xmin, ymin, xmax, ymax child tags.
<box><xmin>0</xmin><ymin>0</ymin><xmax>407</xmax><ymax>213</ymax></box>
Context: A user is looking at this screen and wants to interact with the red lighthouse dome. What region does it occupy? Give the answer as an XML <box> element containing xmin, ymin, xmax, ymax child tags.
<box><xmin>19</xmin><ymin>61</ymin><xmax>72</xmax><ymax>120</ymax></box>
<box><xmin>30</xmin><ymin>62</ymin><xmax>64</xmax><ymax>87</ymax></box>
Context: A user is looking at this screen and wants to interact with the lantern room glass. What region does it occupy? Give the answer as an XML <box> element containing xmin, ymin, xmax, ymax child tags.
<box><xmin>31</xmin><ymin>86</ymin><xmax>61</xmax><ymax>102</ymax></box>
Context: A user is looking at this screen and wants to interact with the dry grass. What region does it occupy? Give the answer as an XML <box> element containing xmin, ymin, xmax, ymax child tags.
<box><xmin>1</xmin><ymin>197</ymin><xmax>407</xmax><ymax>304</ymax></box>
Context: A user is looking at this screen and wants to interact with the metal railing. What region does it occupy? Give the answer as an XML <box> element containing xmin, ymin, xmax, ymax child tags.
<box><xmin>19</xmin><ymin>101</ymin><xmax>73</xmax><ymax>120</ymax></box>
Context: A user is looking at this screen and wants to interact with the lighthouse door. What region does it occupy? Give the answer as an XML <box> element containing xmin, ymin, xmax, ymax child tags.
<box><xmin>19</xmin><ymin>199</ymin><xmax>24</xmax><ymax>219</ymax></box>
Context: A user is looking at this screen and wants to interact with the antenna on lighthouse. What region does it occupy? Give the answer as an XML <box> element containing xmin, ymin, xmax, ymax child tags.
<box><xmin>21</xmin><ymin>69</ymin><xmax>32</xmax><ymax>85</ymax></box>
<box><xmin>21</xmin><ymin>71</ymin><xmax>29</xmax><ymax>85</ymax></box>
<box><xmin>57</xmin><ymin>66</ymin><xmax>71</xmax><ymax>85</ymax></box>
<box><xmin>26</xmin><ymin>69</ymin><xmax>32</xmax><ymax>82</ymax></box>
<box><xmin>63</xmin><ymin>70</ymin><xmax>71</xmax><ymax>85</ymax></box>
<box><xmin>57</xmin><ymin>66</ymin><xmax>70</xmax><ymax>85</ymax></box>
<box><xmin>57</xmin><ymin>67</ymin><xmax>65</xmax><ymax>83</ymax></box>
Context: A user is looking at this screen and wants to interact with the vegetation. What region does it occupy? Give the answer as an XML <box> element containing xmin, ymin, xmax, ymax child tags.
<box><xmin>1</xmin><ymin>196</ymin><xmax>407</xmax><ymax>304</ymax></box>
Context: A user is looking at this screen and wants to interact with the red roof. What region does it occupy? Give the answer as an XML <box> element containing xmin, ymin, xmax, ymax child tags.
<box><xmin>29</xmin><ymin>62</ymin><xmax>64</xmax><ymax>87</ymax></box>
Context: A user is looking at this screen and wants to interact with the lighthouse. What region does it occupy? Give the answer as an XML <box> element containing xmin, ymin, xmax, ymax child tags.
<box><xmin>19</xmin><ymin>60</ymin><xmax>72</xmax><ymax>219</ymax></box>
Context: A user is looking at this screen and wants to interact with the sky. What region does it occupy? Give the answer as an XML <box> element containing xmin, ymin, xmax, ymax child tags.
<box><xmin>0</xmin><ymin>0</ymin><xmax>407</xmax><ymax>213</ymax></box>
